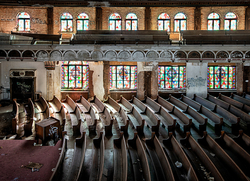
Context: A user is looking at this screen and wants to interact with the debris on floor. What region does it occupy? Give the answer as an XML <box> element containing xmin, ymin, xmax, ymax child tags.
<box><xmin>23</xmin><ymin>162</ymin><xmax>43</xmax><ymax>172</ymax></box>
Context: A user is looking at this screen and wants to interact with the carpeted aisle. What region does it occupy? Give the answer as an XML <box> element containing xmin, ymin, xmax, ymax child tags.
<box><xmin>0</xmin><ymin>139</ymin><xmax>62</xmax><ymax>181</ymax></box>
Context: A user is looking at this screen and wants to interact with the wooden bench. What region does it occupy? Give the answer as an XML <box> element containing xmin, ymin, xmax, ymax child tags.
<box><xmin>128</xmin><ymin>132</ymin><xmax>151</xmax><ymax>181</ymax></box>
<box><xmin>194</xmin><ymin>94</ymin><xmax>240</xmax><ymax>134</ymax></box>
<box><xmin>145</xmin><ymin>133</ymin><xmax>175</xmax><ymax>181</ymax></box>
<box><xmin>24</xmin><ymin>98</ymin><xmax>35</xmax><ymax>136</ymax></box>
<box><xmin>118</xmin><ymin>96</ymin><xmax>145</xmax><ymax>135</ymax></box>
<box><xmin>35</xmin><ymin>94</ymin><xmax>50</xmax><ymax>120</ymax></box>
<box><xmin>180</xmin><ymin>132</ymin><xmax>224</xmax><ymax>181</ymax></box>
<box><xmin>131</xmin><ymin>96</ymin><xmax>160</xmax><ymax>134</ymax></box>
<box><xmin>234</xmin><ymin>130</ymin><xmax>250</xmax><ymax>148</ymax></box>
<box><xmin>156</xmin><ymin>96</ymin><xmax>192</xmax><ymax>132</ymax></box>
<box><xmin>104</xmin><ymin>96</ymin><xmax>129</xmax><ymax>134</ymax></box>
<box><xmin>12</xmin><ymin>99</ymin><xmax>19</xmax><ymax>134</ymax></box>
<box><xmin>169</xmin><ymin>94</ymin><xmax>207</xmax><ymax>133</ymax></box>
<box><xmin>219</xmin><ymin>93</ymin><xmax>250</xmax><ymax>114</ymax></box>
<box><xmin>113</xmin><ymin>133</ymin><xmax>127</xmax><ymax>181</ymax></box>
<box><xmin>208</xmin><ymin>93</ymin><xmax>250</xmax><ymax>131</ymax></box>
<box><xmin>143</xmin><ymin>96</ymin><xmax>176</xmax><ymax>132</ymax></box>
<box><xmin>243</xmin><ymin>92</ymin><xmax>250</xmax><ymax>100</ymax></box>
<box><xmin>163</xmin><ymin>132</ymin><xmax>198</xmax><ymax>181</ymax></box>
<box><xmin>62</xmin><ymin>95</ymin><xmax>77</xmax><ymax>113</ymax></box>
<box><xmin>49</xmin><ymin>96</ymin><xmax>66</xmax><ymax>129</ymax></box>
<box><xmin>231</xmin><ymin>93</ymin><xmax>250</xmax><ymax>107</ymax></box>
<box><xmin>181</xmin><ymin>95</ymin><xmax>223</xmax><ymax>135</ymax></box>
<box><xmin>90</xmin><ymin>96</ymin><xmax>113</xmax><ymax>136</ymax></box>
<box><xmin>76</xmin><ymin>95</ymin><xmax>91</xmax><ymax>113</ymax></box>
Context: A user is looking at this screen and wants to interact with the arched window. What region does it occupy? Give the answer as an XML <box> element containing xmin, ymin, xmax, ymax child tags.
<box><xmin>158</xmin><ymin>13</ymin><xmax>170</xmax><ymax>32</ymax></box>
<box><xmin>77</xmin><ymin>13</ymin><xmax>89</xmax><ymax>31</ymax></box>
<box><xmin>225</xmin><ymin>12</ymin><xmax>237</xmax><ymax>30</ymax></box>
<box><xmin>125</xmin><ymin>13</ymin><xmax>137</xmax><ymax>30</ymax></box>
<box><xmin>17</xmin><ymin>12</ymin><xmax>30</xmax><ymax>31</ymax></box>
<box><xmin>109</xmin><ymin>13</ymin><xmax>121</xmax><ymax>30</ymax></box>
<box><xmin>207</xmin><ymin>13</ymin><xmax>220</xmax><ymax>30</ymax></box>
<box><xmin>174</xmin><ymin>13</ymin><xmax>186</xmax><ymax>32</ymax></box>
<box><xmin>60</xmin><ymin>13</ymin><xmax>73</xmax><ymax>32</ymax></box>
<box><xmin>61</xmin><ymin>61</ymin><xmax>89</xmax><ymax>90</ymax></box>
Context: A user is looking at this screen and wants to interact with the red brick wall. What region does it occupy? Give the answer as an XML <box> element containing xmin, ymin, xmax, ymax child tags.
<box><xmin>0</xmin><ymin>6</ymin><xmax>48</xmax><ymax>34</ymax></box>
<box><xmin>200</xmin><ymin>6</ymin><xmax>246</xmax><ymax>30</ymax></box>
<box><xmin>101</xmin><ymin>7</ymin><xmax>145</xmax><ymax>30</ymax></box>
<box><xmin>53</xmin><ymin>7</ymin><xmax>96</xmax><ymax>38</ymax></box>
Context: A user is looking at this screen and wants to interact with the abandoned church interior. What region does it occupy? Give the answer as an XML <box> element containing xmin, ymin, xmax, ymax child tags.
<box><xmin>1</xmin><ymin>0</ymin><xmax>250</xmax><ymax>180</ymax></box>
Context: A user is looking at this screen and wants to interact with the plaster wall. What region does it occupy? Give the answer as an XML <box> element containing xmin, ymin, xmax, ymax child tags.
<box><xmin>89</xmin><ymin>61</ymin><xmax>105</xmax><ymax>100</ymax></box>
<box><xmin>186</xmin><ymin>62</ymin><xmax>207</xmax><ymax>98</ymax></box>
<box><xmin>0</xmin><ymin>61</ymin><xmax>47</xmax><ymax>99</ymax></box>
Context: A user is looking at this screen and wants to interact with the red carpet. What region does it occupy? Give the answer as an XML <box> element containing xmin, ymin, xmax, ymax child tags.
<box><xmin>0</xmin><ymin>139</ymin><xmax>62</xmax><ymax>181</ymax></box>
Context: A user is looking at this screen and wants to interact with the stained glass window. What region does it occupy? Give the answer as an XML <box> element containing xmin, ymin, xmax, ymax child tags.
<box><xmin>17</xmin><ymin>12</ymin><xmax>30</xmax><ymax>31</ymax></box>
<box><xmin>158</xmin><ymin>66</ymin><xmax>186</xmax><ymax>89</ymax></box>
<box><xmin>77</xmin><ymin>13</ymin><xmax>89</xmax><ymax>31</ymax></box>
<box><xmin>126</xmin><ymin>13</ymin><xmax>138</xmax><ymax>30</ymax></box>
<box><xmin>158</xmin><ymin>13</ymin><xmax>170</xmax><ymax>32</ymax></box>
<box><xmin>207</xmin><ymin>13</ymin><xmax>220</xmax><ymax>30</ymax></box>
<box><xmin>110</xmin><ymin>65</ymin><xmax>137</xmax><ymax>89</ymax></box>
<box><xmin>224</xmin><ymin>12</ymin><xmax>237</xmax><ymax>30</ymax></box>
<box><xmin>109</xmin><ymin>13</ymin><xmax>122</xmax><ymax>30</ymax></box>
<box><xmin>61</xmin><ymin>13</ymin><xmax>73</xmax><ymax>32</ymax></box>
<box><xmin>61</xmin><ymin>61</ymin><xmax>89</xmax><ymax>90</ymax></box>
<box><xmin>207</xmin><ymin>66</ymin><xmax>236</xmax><ymax>89</ymax></box>
<box><xmin>174</xmin><ymin>13</ymin><xmax>186</xmax><ymax>32</ymax></box>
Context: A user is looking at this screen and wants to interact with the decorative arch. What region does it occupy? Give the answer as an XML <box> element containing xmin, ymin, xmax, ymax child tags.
<box><xmin>216</xmin><ymin>51</ymin><xmax>229</xmax><ymax>58</ymax></box>
<box><xmin>63</xmin><ymin>50</ymin><xmax>77</xmax><ymax>61</ymax></box>
<box><xmin>118</xmin><ymin>51</ymin><xmax>131</xmax><ymax>60</ymax></box>
<box><xmin>160</xmin><ymin>51</ymin><xmax>172</xmax><ymax>59</ymax></box>
<box><xmin>202</xmin><ymin>51</ymin><xmax>215</xmax><ymax>59</ymax></box>
<box><xmin>17</xmin><ymin>12</ymin><xmax>30</xmax><ymax>31</ymax></box>
<box><xmin>8</xmin><ymin>50</ymin><xmax>21</xmax><ymax>57</ymax></box>
<box><xmin>245</xmin><ymin>51</ymin><xmax>250</xmax><ymax>58</ymax></box>
<box><xmin>105</xmin><ymin>50</ymin><xmax>117</xmax><ymax>60</ymax></box>
<box><xmin>146</xmin><ymin>51</ymin><xmax>159</xmax><ymax>59</ymax></box>
<box><xmin>91</xmin><ymin>51</ymin><xmax>103</xmax><ymax>59</ymax></box>
<box><xmin>174</xmin><ymin>51</ymin><xmax>187</xmax><ymax>59</ymax></box>
<box><xmin>126</xmin><ymin>13</ymin><xmax>138</xmax><ymax>30</ymax></box>
<box><xmin>132</xmin><ymin>51</ymin><xmax>145</xmax><ymax>60</ymax></box>
<box><xmin>188</xmin><ymin>51</ymin><xmax>201</xmax><ymax>59</ymax></box>
<box><xmin>0</xmin><ymin>50</ymin><xmax>7</xmax><ymax>57</ymax></box>
<box><xmin>77</xmin><ymin>50</ymin><xmax>90</xmax><ymax>60</ymax></box>
<box><xmin>109</xmin><ymin>13</ymin><xmax>122</xmax><ymax>30</ymax></box>
<box><xmin>22</xmin><ymin>50</ymin><xmax>35</xmax><ymax>57</ymax></box>
<box><xmin>50</xmin><ymin>50</ymin><xmax>62</xmax><ymax>61</ymax></box>
<box><xmin>230</xmin><ymin>51</ymin><xmax>243</xmax><ymax>58</ymax></box>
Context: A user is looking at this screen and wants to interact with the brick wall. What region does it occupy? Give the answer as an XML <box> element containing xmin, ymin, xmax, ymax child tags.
<box><xmin>151</xmin><ymin>7</ymin><xmax>195</xmax><ymax>40</ymax></box>
<box><xmin>0</xmin><ymin>6</ymin><xmax>48</xmax><ymax>34</ymax></box>
<box><xmin>53</xmin><ymin>7</ymin><xmax>96</xmax><ymax>37</ymax></box>
<box><xmin>101</xmin><ymin>7</ymin><xmax>145</xmax><ymax>30</ymax></box>
<box><xmin>200</xmin><ymin>6</ymin><xmax>246</xmax><ymax>30</ymax></box>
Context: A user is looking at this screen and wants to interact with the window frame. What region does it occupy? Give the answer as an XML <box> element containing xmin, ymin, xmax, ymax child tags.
<box><xmin>207</xmin><ymin>66</ymin><xmax>236</xmax><ymax>89</ymax></box>
<box><xmin>207</xmin><ymin>13</ymin><xmax>220</xmax><ymax>30</ymax></box>
<box><xmin>158</xmin><ymin>65</ymin><xmax>186</xmax><ymax>89</ymax></box>
<box><xmin>60</xmin><ymin>13</ymin><xmax>73</xmax><ymax>32</ymax></box>
<box><xmin>224</xmin><ymin>12</ymin><xmax>237</xmax><ymax>30</ymax></box>
<box><xmin>76</xmin><ymin>13</ymin><xmax>89</xmax><ymax>31</ymax></box>
<box><xmin>109</xmin><ymin>65</ymin><xmax>137</xmax><ymax>90</ymax></box>
<box><xmin>17</xmin><ymin>12</ymin><xmax>30</xmax><ymax>32</ymax></box>
<box><xmin>157</xmin><ymin>13</ymin><xmax>171</xmax><ymax>32</ymax></box>
<box><xmin>125</xmin><ymin>13</ymin><xmax>138</xmax><ymax>31</ymax></box>
<box><xmin>61</xmin><ymin>61</ymin><xmax>89</xmax><ymax>90</ymax></box>
<box><xmin>109</xmin><ymin>13</ymin><xmax>122</xmax><ymax>30</ymax></box>
<box><xmin>174</xmin><ymin>13</ymin><xmax>187</xmax><ymax>32</ymax></box>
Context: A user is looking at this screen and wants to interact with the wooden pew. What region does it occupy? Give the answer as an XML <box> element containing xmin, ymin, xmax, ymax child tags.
<box><xmin>194</xmin><ymin>94</ymin><xmax>240</xmax><ymax>134</ymax></box>
<box><xmin>104</xmin><ymin>96</ymin><xmax>129</xmax><ymax>134</ymax></box>
<box><xmin>130</xmin><ymin>96</ymin><xmax>160</xmax><ymax>134</ymax></box>
<box><xmin>62</xmin><ymin>95</ymin><xmax>77</xmax><ymax>113</ymax></box>
<box><xmin>163</xmin><ymin>133</ymin><xmax>199</xmax><ymax>181</ymax></box>
<box><xmin>145</xmin><ymin>132</ymin><xmax>175</xmax><ymax>181</ymax></box>
<box><xmin>234</xmin><ymin>130</ymin><xmax>250</xmax><ymax>149</ymax></box>
<box><xmin>89</xmin><ymin>132</ymin><xmax>105</xmax><ymax>181</ymax></box>
<box><xmin>180</xmin><ymin>132</ymin><xmax>224</xmax><ymax>181</ymax></box>
<box><xmin>118</xmin><ymin>96</ymin><xmax>145</xmax><ymax>135</ymax></box>
<box><xmin>49</xmin><ymin>131</ymin><xmax>67</xmax><ymax>181</ymax></box>
<box><xmin>35</xmin><ymin>94</ymin><xmax>50</xmax><ymax>120</ymax></box>
<box><xmin>243</xmin><ymin>92</ymin><xmax>250</xmax><ymax>100</ymax></box>
<box><xmin>24</xmin><ymin>98</ymin><xmax>35</xmax><ymax>136</ymax></box>
<box><xmin>219</xmin><ymin>93</ymin><xmax>250</xmax><ymax>114</ymax></box>
<box><xmin>143</xmin><ymin>96</ymin><xmax>176</xmax><ymax>132</ymax></box>
<box><xmin>49</xmin><ymin>96</ymin><xmax>66</xmax><ymax>130</ymax></box>
<box><xmin>156</xmin><ymin>96</ymin><xmax>192</xmax><ymax>132</ymax></box>
<box><xmin>113</xmin><ymin>133</ymin><xmax>127</xmax><ymax>181</ymax></box>
<box><xmin>12</xmin><ymin>98</ymin><xmax>19</xmax><ymax>134</ymax></box>
<box><xmin>67</xmin><ymin>132</ymin><xmax>87</xmax><ymax>181</ymax></box>
<box><xmin>181</xmin><ymin>95</ymin><xmax>223</xmax><ymax>135</ymax></box>
<box><xmin>207</xmin><ymin>94</ymin><xmax>250</xmax><ymax>131</ymax></box>
<box><xmin>231</xmin><ymin>93</ymin><xmax>250</xmax><ymax>107</ymax></box>
<box><xmin>128</xmin><ymin>132</ymin><xmax>151</xmax><ymax>181</ymax></box>
<box><xmin>76</xmin><ymin>96</ymin><xmax>97</xmax><ymax>135</ymax></box>
<box><xmin>90</xmin><ymin>96</ymin><xmax>113</xmax><ymax>136</ymax></box>
<box><xmin>169</xmin><ymin>95</ymin><xmax>207</xmax><ymax>133</ymax></box>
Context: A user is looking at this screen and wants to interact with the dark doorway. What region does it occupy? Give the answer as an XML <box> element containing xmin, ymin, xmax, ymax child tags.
<box><xmin>243</xmin><ymin>66</ymin><xmax>250</xmax><ymax>94</ymax></box>
<box><xmin>10</xmin><ymin>78</ymin><xmax>35</xmax><ymax>103</ymax></box>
